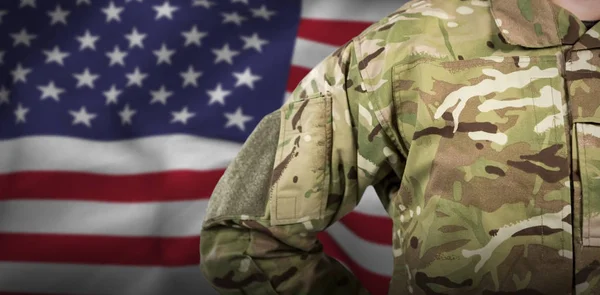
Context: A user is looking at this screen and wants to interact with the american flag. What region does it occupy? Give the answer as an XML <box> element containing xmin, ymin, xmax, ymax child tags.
<box><xmin>0</xmin><ymin>0</ymin><xmax>405</xmax><ymax>294</ymax></box>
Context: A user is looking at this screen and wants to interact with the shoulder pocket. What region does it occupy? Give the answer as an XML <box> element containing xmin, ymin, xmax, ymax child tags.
<box><xmin>270</xmin><ymin>93</ymin><xmax>332</xmax><ymax>226</ymax></box>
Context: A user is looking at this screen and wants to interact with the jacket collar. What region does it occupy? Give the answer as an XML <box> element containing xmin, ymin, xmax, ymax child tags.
<box><xmin>490</xmin><ymin>0</ymin><xmax>594</xmax><ymax>48</ymax></box>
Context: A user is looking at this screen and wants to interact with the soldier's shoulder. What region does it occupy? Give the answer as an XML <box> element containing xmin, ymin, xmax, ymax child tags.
<box><xmin>352</xmin><ymin>0</ymin><xmax>496</xmax><ymax>67</ymax></box>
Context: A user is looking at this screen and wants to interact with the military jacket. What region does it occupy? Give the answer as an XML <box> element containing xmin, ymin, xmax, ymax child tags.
<box><xmin>200</xmin><ymin>0</ymin><xmax>600</xmax><ymax>294</ymax></box>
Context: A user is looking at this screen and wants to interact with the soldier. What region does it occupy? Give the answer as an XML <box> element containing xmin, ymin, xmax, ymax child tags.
<box><xmin>200</xmin><ymin>0</ymin><xmax>600</xmax><ymax>294</ymax></box>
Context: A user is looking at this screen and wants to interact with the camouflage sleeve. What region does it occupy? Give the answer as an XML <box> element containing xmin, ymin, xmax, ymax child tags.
<box><xmin>200</xmin><ymin>39</ymin><xmax>400</xmax><ymax>294</ymax></box>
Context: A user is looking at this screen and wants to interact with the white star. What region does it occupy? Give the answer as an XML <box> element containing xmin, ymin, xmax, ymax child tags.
<box><xmin>118</xmin><ymin>104</ymin><xmax>136</xmax><ymax>125</ymax></box>
<box><xmin>73</xmin><ymin>68</ymin><xmax>100</xmax><ymax>89</ymax></box>
<box><xmin>224</xmin><ymin>107</ymin><xmax>252</xmax><ymax>131</ymax></box>
<box><xmin>48</xmin><ymin>5</ymin><xmax>70</xmax><ymax>25</ymax></box>
<box><xmin>14</xmin><ymin>103</ymin><xmax>29</xmax><ymax>124</ymax></box>
<box><xmin>43</xmin><ymin>46</ymin><xmax>70</xmax><ymax>65</ymax></box>
<box><xmin>207</xmin><ymin>84</ymin><xmax>231</xmax><ymax>105</ymax></box>
<box><xmin>76</xmin><ymin>0</ymin><xmax>92</xmax><ymax>5</ymax></box>
<box><xmin>222</xmin><ymin>12</ymin><xmax>247</xmax><ymax>26</ymax></box>
<box><xmin>240</xmin><ymin>33</ymin><xmax>268</xmax><ymax>52</ymax></box>
<box><xmin>11</xmin><ymin>28</ymin><xmax>37</xmax><ymax>47</ymax></box>
<box><xmin>0</xmin><ymin>10</ymin><xmax>8</xmax><ymax>24</ymax></box>
<box><xmin>20</xmin><ymin>0</ymin><xmax>36</xmax><ymax>8</ymax></box>
<box><xmin>150</xmin><ymin>85</ymin><xmax>173</xmax><ymax>105</ymax></box>
<box><xmin>76</xmin><ymin>30</ymin><xmax>100</xmax><ymax>51</ymax></box>
<box><xmin>153</xmin><ymin>1</ymin><xmax>178</xmax><ymax>20</ymax></box>
<box><xmin>126</xmin><ymin>67</ymin><xmax>148</xmax><ymax>87</ymax></box>
<box><xmin>125</xmin><ymin>27</ymin><xmax>147</xmax><ymax>49</ymax></box>
<box><xmin>231</xmin><ymin>0</ymin><xmax>248</xmax><ymax>4</ymax></box>
<box><xmin>181</xmin><ymin>25</ymin><xmax>207</xmax><ymax>47</ymax></box>
<box><xmin>192</xmin><ymin>0</ymin><xmax>215</xmax><ymax>8</ymax></box>
<box><xmin>11</xmin><ymin>63</ymin><xmax>31</xmax><ymax>83</ymax></box>
<box><xmin>180</xmin><ymin>65</ymin><xmax>202</xmax><ymax>88</ymax></box>
<box><xmin>106</xmin><ymin>46</ymin><xmax>128</xmax><ymax>66</ymax></box>
<box><xmin>102</xmin><ymin>2</ymin><xmax>124</xmax><ymax>23</ymax></box>
<box><xmin>103</xmin><ymin>84</ymin><xmax>122</xmax><ymax>105</ymax></box>
<box><xmin>212</xmin><ymin>43</ymin><xmax>239</xmax><ymax>65</ymax></box>
<box><xmin>251</xmin><ymin>5</ymin><xmax>276</xmax><ymax>20</ymax></box>
<box><xmin>233</xmin><ymin>67</ymin><xmax>261</xmax><ymax>89</ymax></box>
<box><xmin>0</xmin><ymin>86</ymin><xmax>10</xmax><ymax>105</ymax></box>
<box><xmin>37</xmin><ymin>81</ymin><xmax>65</xmax><ymax>102</ymax></box>
<box><xmin>171</xmin><ymin>106</ymin><xmax>196</xmax><ymax>124</ymax></box>
<box><xmin>0</xmin><ymin>51</ymin><xmax>5</xmax><ymax>65</ymax></box>
<box><xmin>69</xmin><ymin>106</ymin><xmax>97</xmax><ymax>127</ymax></box>
<box><xmin>153</xmin><ymin>43</ymin><xmax>176</xmax><ymax>65</ymax></box>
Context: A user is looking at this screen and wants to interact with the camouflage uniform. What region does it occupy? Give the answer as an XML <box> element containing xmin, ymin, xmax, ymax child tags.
<box><xmin>200</xmin><ymin>0</ymin><xmax>600</xmax><ymax>293</ymax></box>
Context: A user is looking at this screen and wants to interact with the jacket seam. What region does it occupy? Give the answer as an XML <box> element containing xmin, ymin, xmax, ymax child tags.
<box><xmin>352</xmin><ymin>36</ymin><xmax>406</xmax><ymax>164</ymax></box>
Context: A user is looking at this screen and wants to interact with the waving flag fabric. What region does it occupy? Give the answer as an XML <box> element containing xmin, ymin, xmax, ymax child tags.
<box><xmin>0</xmin><ymin>0</ymin><xmax>406</xmax><ymax>294</ymax></box>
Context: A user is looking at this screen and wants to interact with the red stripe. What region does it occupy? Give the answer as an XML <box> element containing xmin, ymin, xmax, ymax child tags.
<box><xmin>289</xmin><ymin>20</ymin><xmax>373</xmax><ymax>93</ymax></box>
<box><xmin>287</xmin><ymin>65</ymin><xmax>310</xmax><ymax>92</ymax></box>
<box><xmin>0</xmin><ymin>170</ymin><xmax>224</xmax><ymax>201</ymax></box>
<box><xmin>298</xmin><ymin>19</ymin><xmax>372</xmax><ymax>47</ymax></box>
<box><xmin>0</xmin><ymin>232</ymin><xmax>389</xmax><ymax>269</ymax></box>
<box><xmin>319</xmin><ymin>232</ymin><xmax>390</xmax><ymax>295</ymax></box>
<box><xmin>0</xmin><ymin>233</ymin><xmax>199</xmax><ymax>266</ymax></box>
<box><xmin>0</xmin><ymin>233</ymin><xmax>389</xmax><ymax>293</ymax></box>
<box><xmin>340</xmin><ymin>212</ymin><xmax>393</xmax><ymax>245</ymax></box>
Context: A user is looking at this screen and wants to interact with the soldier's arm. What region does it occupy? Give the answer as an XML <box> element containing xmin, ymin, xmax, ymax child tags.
<box><xmin>200</xmin><ymin>39</ymin><xmax>399</xmax><ymax>294</ymax></box>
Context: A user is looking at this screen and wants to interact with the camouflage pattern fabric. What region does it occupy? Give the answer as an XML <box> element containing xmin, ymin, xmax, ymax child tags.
<box><xmin>200</xmin><ymin>0</ymin><xmax>600</xmax><ymax>294</ymax></box>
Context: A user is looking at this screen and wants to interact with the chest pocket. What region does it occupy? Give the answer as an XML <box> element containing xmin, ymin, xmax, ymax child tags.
<box><xmin>577</xmin><ymin>123</ymin><xmax>600</xmax><ymax>247</ymax></box>
<box><xmin>392</xmin><ymin>56</ymin><xmax>573</xmax><ymax>289</ymax></box>
<box><xmin>567</xmin><ymin>49</ymin><xmax>600</xmax><ymax>247</ymax></box>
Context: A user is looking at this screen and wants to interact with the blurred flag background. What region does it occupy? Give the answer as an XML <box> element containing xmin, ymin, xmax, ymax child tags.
<box><xmin>0</xmin><ymin>0</ymin><xmax>406</xmax><ymax>294</ymax></box>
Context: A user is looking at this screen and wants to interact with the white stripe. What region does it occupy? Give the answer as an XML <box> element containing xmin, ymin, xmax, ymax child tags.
<box><xmin>355</xmin><ymin>186</ymin><xmax>389</xmax><ymax>217</ymax></box>
<box><xmin>283</xmin><ymin>91</ymin><xmax>292</xmax><ymax>104</ymax></box>
<box><xmin>326</xmin><ymin>222</ymin><xmax>393</xmax><ymax>276</ymax></box>
<box><xmin>0</xmin><ymin>195</ymin><xmax>389</xmax><ymax>237</ymax></box>
<box><xmin>0</xmin><ymin>200</ymin><xmax>208</xmax><ymax>237</ymax></box>
<box><xmin>0</xmin><ymin>262</ymin><xmax>218</xmax><ymax>295</ymax></box>
<box><xmin>0</xmin><ymin>135</ymin><xmax>242</xmax><ymax>174</ymax></box>
<box><xmin>302</xmin><ymin>0</ymin><xmax>406</xmax><ymax>22</ymax></box>
<box><xmin>292</xmin><ymin>38</ymin><xmax>337</xmax><ymax>69</ymax></box>
<box><xmin>1</xmin><ymin>201</ymin><xmax>391</xmax><ymax>278</ymax></box>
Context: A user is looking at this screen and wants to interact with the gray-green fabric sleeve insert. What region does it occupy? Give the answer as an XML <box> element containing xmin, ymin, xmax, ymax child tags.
<box><xmin>204</xmin><ymin>110</ymin><xmax>281</xmax><ymax>223</ymax></box>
